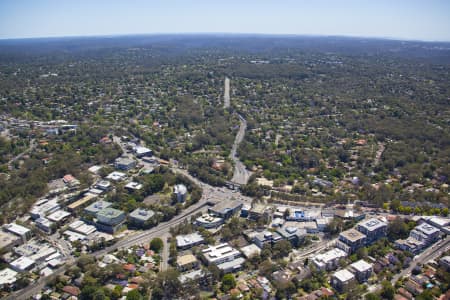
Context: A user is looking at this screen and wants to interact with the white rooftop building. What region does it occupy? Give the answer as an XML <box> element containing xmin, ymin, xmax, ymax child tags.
<box><xmin>106</xmin><ymin>171</ymin><xmax>127</xmax><ymax>181</ymax></box>
<box><xmin>240</xmin><ymin>244</ymin><xmax>262</xmax><ymax>258</ymax></box>
<box><xmin>312</xmin><ymin>248</ymin><xmax>347</xmax><ymax>271</ymax></box>
<box><xmin>0</xmin><ymin>268</ymin><xmax>18</xmax><ymax>286</ymax></box>
<box><xmin>3</xmin><ymin>223</ymin><xmax>32</xmax><ymax>243</ymax></box>
<box><xmin>47</xmin><ymin>210</ymin><xmax>71</xmax><ymax>223</ymax></box>
<box><xmin>30</xmin><ymin>199</ymin><xmax>60</xmax><ymax>220</ymax></box>
<box><xmin>125</xmin><ymin>181</ymin><xmax>143</xmax><ymax>191</ymax></box>
<box><xmin>202</xmin><ymin>243</ymin><xmax>242</xmax><ymax>265</ymax></box>
<box><xmin>134</xmin><ymin>146</ymin><xmax>152</xmax><ymax>158</ymax></box>
<box><xmin>10</xmin><ymin>256</ymin><xmax>35</xmax><ymax>272</ymax></box>
<box><xmin>174</xmin><ymin>184</ymin><xmax>188</xmax><ymax>203</ymax></box>
<box><xmin>176</xmin><ymin>232</ymin><xmax>205</xmax><ymax>249</ymax></box>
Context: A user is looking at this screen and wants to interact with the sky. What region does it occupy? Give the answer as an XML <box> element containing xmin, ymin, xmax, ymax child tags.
<box><xmin>0</xmin><ymin>0</ymin><xmax>450</xmax><ymax>41</ymax></box>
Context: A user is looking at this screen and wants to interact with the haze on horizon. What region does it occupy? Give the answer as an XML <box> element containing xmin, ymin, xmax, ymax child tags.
<box><xmin>1</xmin><ymin>0</ymin><xmax>450</xmax><ymax>42</ymax></box>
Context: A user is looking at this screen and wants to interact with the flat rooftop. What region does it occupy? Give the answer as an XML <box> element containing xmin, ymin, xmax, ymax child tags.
<box><xmin>350</xmin><ymin>259</ymin><xmax>372</xmax><ymax>272</ymax></box>
<box><xmin>177</xmin><ymin>254</ymin><xmax>197</xmax><ymax>266</ymax></box>
<box><xmin>84</xmin><ymin>200</ymin><xmax>112</xmax><ymax>214</ymax></box>
<box><xmin>210</xmin><ymin>200</ymin><xmax>243</xmax><ymax>214</ymax></box>
<box><xmin>129</xmin><ymin>208</ymin><xmax>155</xmax><ymax>221</ymax></box>
<box><xmin>358</xmin><ymin>218</ymin><xmax>387</xmax><ymax>231</ymax></box>
<box><xmin>176</xmin><ymin>232</ymin><xmax>204</xmax><ymax>248</ymax></box>
<box><xmin>202</xmin><ymin>243</ymin><xmax>240</xmax><ymax>263</ymax></box>
<box><xmin>333</xmin><ymin>269</ymin><xmax>355</xmax><ymax>282</ymax></box>
<box><xmin>47</xmin><ymin>210</ymin><xmax>71</xmax><ymax>222</ymax></box>
<box><xmin>97</xmin><ymin>207</ymin><xmax>124</xmax><ymax>219</ymax></box>
<box><xmin>0</xmin><ymin>231</ymin><xmax>20</xmax><ymax>249</ymax></box>
<box><xmin>3</xmin><ymin>223</ymin><xmax>31</xmax><ymax>236</ymax></box>
<box><xmin>340</xmin><ymin>228</ymin><xmax>366</xmax><ymax>242</ymax></box>
<box><xmin>415</xmin><ymin>223</ymin><xmax>440</xmax><ymax>235</ymax></box>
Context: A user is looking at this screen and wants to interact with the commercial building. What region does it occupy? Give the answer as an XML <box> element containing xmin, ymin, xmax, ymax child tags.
<box><xmin>240</xmin><ymin>244</ymin><xmax>261</xmax><ymax>258</ymax></box>
<box><xmin>217</xmin><ymin>257</ymin><xmax>246</xmax><ymax>273</ymax></box>
<box><xmin>410</xmin><ymin>223</ymin><xmax>440</xmax><ymax>246</ymax></box>
<box><xmin>106</xmin><ymin>171</ymin><xmax>127</xmax><ymax>182</ymax></box>
<box><xmin>35</xmin><ymin>217</ymin><xmax>54</xmax><ymax>234</ymax></box>
<box><xmin>3</xmin><ymin>223</ymin><xmax>32</xmax><ymax>243</ymax></box>
<box><xmin>357</xmin><ymin>218</ymin><xmax>388</xmax><ymax>244</ymax></box>
<box><xmin>0</xmin><ymin>268</ymin><xmax>18</xmax><ymax>287</ymax></box>
<box><xmin>84</xmin><ymin>200</ymin><xmax>112</xmax><ymax>216</ymax></box>
<box><xmin>176</xmin><ymin>254</ymin><xmax>199</xmax><ymax>272</ymax></box>
<box><xmin>312</xmin><ymin>248</ymin><xmax>347</xmax><ymax>271</ymax></box>
<box><xmin>253</xmin><ymin>231</ymin><xmax>283</xmax><ymax>249</ymax></box>
<box><xmin>94</xmin><ymin>180</ymin><xmax>112</xmax><ymax>191</ymax></box>
<box><xmin>249</xmin><ymin>203</ymin><xmax>268</xmax><ymax>221</ymax></box>
<box><xmin>128</xmin><ymin>208</ymin><xmax>155</xmax><ymax>225</ymax></box>
<box><xmin>439</xmin><ymin>256</ymin><xmax>450</xmax><ymax>271</ymax></box>
<box><xmin>47</xmin><ymin>210</ymin><xmax>71</xmax><ymax>223</ymax></box>
<box><xmin>349</xmin><ymin>260</ymin><xmax>373</xmax><ymax>282</ymax></box>
<box><xmin>276</xmin><ymin>226</ymin><xmax>307</xmax><ymax>247</ymax></box>
<box><xmin>395</xmin><ymin>237</ymin><xmax>424</xmax><ymax>254</ymax></box>
<box><xmin>331</xmin><ymin>269</ymin><xmax>356</xmax><ymax>292</ymax></box>
<box><xmin>176</xmin><ymin>232</ymin><xmax>205</xmax><ymax>250</ymax></box>
<box><xmin>338</xmin><ymin>228</ymin><xmax>367</xmax><ymax>254</ymax></box>
<box><xmin>134</xmin><ymin>146</ymin><xmax>152</xmax><ymax>158</ymax></box>
<box><xmin>67</xmin><ymin>193</ymin><xmax>97</xmax><ymax>212</ymax></box>
<box><xmin>316</xmin><ymin>217</ymin><xmax>332</xmax><ymax>231</ymax></box>
<box><xmin>195</xmin><ymin>214</ymin><xmax>223</xmax><ymax>228</ymax></box>
<box><xmin>0</xmin><ymin>231</ymin><xmax>22</xmax><ymax>252</ymax></box>
<box><xmin>115</xmin><ymin>157</ymin><xmax>136</xmax><ymax>171</ymax></box>
<box><xmin>208</xmin><ymin>200</ymin><xmax>243</xmax><ymax>220</ymax></box>
<box><xmin>96</xmin><ymin>207</ymin><xmax>126</xmax><ymax>234</ymax></box>
<box><xmin>125</xmin><ymin>181</ymin><xmax>143</xmax><ymax>191</ymax></box>
<box><xmin>201</xmin><ymin>243</ymin><xmax>241</xmax><ymax>266</ymax></box>
<box><xmin>30</xmin><ymin>198</ymin><xmax>60</xmax><ymax>219</ymax></box>
<box><xmin>424</xmin><ymin>217</ymin><xmax>450</xmax><ymax>234</ymax></box>
<box><xmin>174</xmin><ymin>184</ymin><xmax>187</xmax><ymax>203</ymax></box>
<box><xmin>396</xmin><ymin>222</ymin><xmax>441</xmax><ymax>254</ymax></box>
<box><xmin>68</xmin><ymin>220</ymin><xmax>97</xmax><ymax>235</ymax></box>
<box><xmin>10</xmin><ymin>256</ymin><xmax>35</xmax><ymax>272</ymax></box>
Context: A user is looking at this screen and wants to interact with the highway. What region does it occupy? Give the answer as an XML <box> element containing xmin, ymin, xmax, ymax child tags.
<box><xmin>230</xmin><ymin>114</ymin><xmax>252</xmax><ymax>185</ymax></box>
<box><xmin>223</xmin><ymin>77</ymin><xmax>230</xmax><ymax>109</ymax></box>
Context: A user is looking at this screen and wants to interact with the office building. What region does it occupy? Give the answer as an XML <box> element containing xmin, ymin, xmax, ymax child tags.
<box><xmin>174</xmin><ymin>184</ymin><xmax>188</xmax><ymax>203</ymax></box>
<box><xmin>410</xmin><ymin>223</ymin><xmax>440</xmax><ymax>246</ymax></box>
<box><xmin>84</xmin><ymin>200</ymin><xmax>112</xmax><ymax>216</ymax></box>
<box><xmin>3</xmin><ymin>223</ymin><xmax>32</xmax><ymax>243</ymax></box>
<box><xmin>96</xmin><ymin>208</ymin><xmax>126</xmax><ymax>234</ymax></box>
<box><xmin>338</xmin><ymin>228</ymin><xmax>367</xmax><ymax>254</ymax></box>
<box><xmin>357</xmin><ymin>218</ymin><xmax>387</xmax><ymax>244</ymax></box>
<box><xmin>202</xmin><ymin>243</ymin><xmax>241</xmax><ymax>265</ymax></box>
<box><xmin>208</xmin><ymin>200</ymin><xmax>243</xmax><ymax>220</ymax></box>
<box><xmin>114</xmin><ymin>157</ymin><xmax>136</xmax><ymax>171</ymax></box>
<box><xmin>253</xmin><ymin>231</ymin><xmax>283</xmax><ymax>249</ymax></box>
<box><xmin>128</xmin><ymin>208</ymin><xmax>155</xmax><ymax>225</ymax></box>
<box><xmin>312</xmin><ymin>248</ymin><xmax>347</xmax><ymax>271</ymax></box>
<box><xmin>349</xmin><ymin>260</ymin><xmax>373</xmax><ymax>282</ymax></box>
<box><xmin>331</xmin><ymin>269</ymin><xmax>356</xmax><ymax>292</ymax></box>
<box><xmin>176</xmin><ymin>254</ymin><xmax>199</xmax><ymax>272</ymax></box>
<box><xmin>276</xmin><ymin>226</ymin><xmax>307</xmax><ymax>247</ymax></box>
<box><xmin>176</xmin><ymin>232</ymin><xmax>205</xmax><ymax>250</ymax></box>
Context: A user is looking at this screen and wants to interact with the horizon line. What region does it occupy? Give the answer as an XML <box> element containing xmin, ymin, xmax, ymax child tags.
<box><xmin>1</xmin><ymin>32</ymin><xmax>450</xmax><ymax>44</ymax></box>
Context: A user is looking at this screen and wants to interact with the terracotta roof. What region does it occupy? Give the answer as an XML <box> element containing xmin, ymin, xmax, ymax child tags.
<box><xmin>62</xmin><ymin>285</ymin><xmax>81</xmax><ymax>296</ymax></box>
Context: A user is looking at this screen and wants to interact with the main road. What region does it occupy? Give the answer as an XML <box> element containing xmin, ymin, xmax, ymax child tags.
<box><xmin>9</xmin><ymin>162</ymin><xmax>253</xmax><ymax>300</ymax></box>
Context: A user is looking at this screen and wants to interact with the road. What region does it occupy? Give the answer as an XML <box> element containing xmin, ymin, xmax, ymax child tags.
<box><xmin>230</xmin><ymin>114</ymin><xmax>252</xmax><ymax>185</ymax></box>
<box><xmin>7</xmin><ymin>138</ymin><xmax>36</xmax><ymax>167</ymax></box>
<box><xmin>223</xmin><ymin>77</ymin><xmax>230</xmax><ymax>109</ymax></box>
<box><xmin>9</xmin><ymin>156</ymin><xmax>255</xmax><ymax>299</ymax></box>
<box><xmin>391</xmin><ymin>235</ymin><xmax>450</xmax><ymax>284</ymax></box>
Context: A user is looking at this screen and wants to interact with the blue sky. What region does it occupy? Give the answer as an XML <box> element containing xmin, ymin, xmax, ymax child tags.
<box><xmin>1</xmin><ymin>0</ymin><xmax>449</xmax><ymax>41</ymax></box>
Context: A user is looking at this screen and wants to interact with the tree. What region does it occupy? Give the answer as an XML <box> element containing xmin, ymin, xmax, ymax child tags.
<box><xmin>365</xmin><ymin>293</ymin><xmax>382</xmax><ymax>300</ymax></box>
<box><xmin>150</xmin><ymin>237</ymin><xmax>164</xmax><ymax>253</ymax></box>
<box><xmin>126</xmin><ymin>289</ymin><xmax>143</xmax><ymax>300</ymax></box>
<box><xmin>221</xmin><ymin>274</ymin><xmax>236</xmax><ymax>292</ymax></box>
<box><xmin>381</xmin><ymin>280</ymin><xmax>395</xmax><ymax>300</ymax></box>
